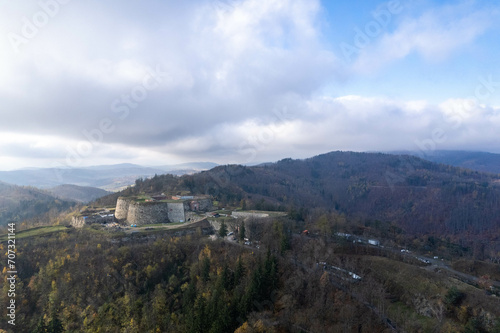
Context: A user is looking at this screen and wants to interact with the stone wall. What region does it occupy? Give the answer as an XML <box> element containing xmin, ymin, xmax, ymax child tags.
<box><xmin>115</xmin><ymin>196</ymin><xmax>212</xmax><ymax>225</ymax></box>
<box><xmin>71</xmin><ymin>214</ymin><xmax>115</xmax><ymax>228</ymax></box>
<box><xmin>207</xmin><ymin>219</ymin><xmax>240</xmax><ymax>233</ymax></box>
<box><xmin>71</xmin><ymin>216</ymin><xmax>85</xmax><ymax>228</ymax></box>
<box><xmin>185</xmin><ymin>212</ymin><xmax>206</xmax><ymax>223</ymax></box>
<box><xmin>115</xmin><ymin>197</ymin><xmax>131</xmax><ymax>221</ymax></box>
<box><xmin>195</xmin><ymin>198</ymin><xmax>213</xmax><ymax>211</ymax></box>
<box><xmin>232</xmin><ymin>211</ymin><xmax>269</xmax><ymax>219</ymax></box>
<box><xmin>167</xmin><ymin>202</ymin><xmax>186</xmax><ymax>222</ymax></box>
<box><xmin>126</xmin><ymin>202</ymin><xmax>170</xmax><ymax>225</ymax></box>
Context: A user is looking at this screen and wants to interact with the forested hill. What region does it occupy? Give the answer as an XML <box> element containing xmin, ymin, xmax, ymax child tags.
<box><xmin>98</xmin><ymin>151</ymin><xmax>500</xmax><ymax>237</ymax></box>
<box><xmin>0</xmin><ymin>182</ymin><xmax>75</xmax><ymax>225</ymax></box>
<box><xmin>47</xmin><ymin>184</ymin><xmax>110</xmax><ymax>203</ymax></box>
<box><xmin>390</xmin><ymin>150</ymin><xmax>500</xmax><ymax>174</ymax></box>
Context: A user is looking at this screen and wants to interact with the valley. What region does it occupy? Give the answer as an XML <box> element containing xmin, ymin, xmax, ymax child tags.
<box><xmin>1</xmin><ymin>151</ymin><xmax>500</xmax><ymax>332</ymax></box>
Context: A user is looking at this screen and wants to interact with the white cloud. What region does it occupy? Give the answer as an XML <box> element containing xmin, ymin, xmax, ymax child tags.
<box><xmin>353</xmin><ymin>3</ymin><xmax>495</xmax><ymax>73</ymax></box>
<box><xmin>1</xmin><ymin>0</ymin><xmax>500</xmax><ymax>171</ymax></box>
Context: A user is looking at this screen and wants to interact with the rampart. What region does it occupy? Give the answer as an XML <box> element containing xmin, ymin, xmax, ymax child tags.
<box><xmin>115</xmin><ymin>197</ymin><xmax>131</xmax><ymax>221</ymax></box>
<box><xmin>126</xmin><ymin>201</ymin><xmax>171</xmax><ymax>225</ymax></box>
<box><xmin>114</xmin><ymin>196</ymin><xmax>212</xmax><ymax>226</ymax></box>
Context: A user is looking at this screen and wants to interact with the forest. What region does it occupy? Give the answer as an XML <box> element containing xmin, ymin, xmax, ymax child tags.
<box><xmin>1</xmin><ymin>214</ymin><xmax>500</xmax><ymax>332</ymax></box>
<box><xmin>95</xmin><ymin>151</ymin><xmax>500</xmax><ymax>255</ymax></box>
<box><xmin>2</xmin><ymin>151</ymin><xmax>500</xmax><ymax>332</ymax></box>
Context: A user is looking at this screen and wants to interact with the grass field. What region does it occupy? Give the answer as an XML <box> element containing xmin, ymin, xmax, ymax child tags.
<box><xmin>0</xmin><ymin>225</ymin><xmax>68</xmax><ymax>242</ymax></box>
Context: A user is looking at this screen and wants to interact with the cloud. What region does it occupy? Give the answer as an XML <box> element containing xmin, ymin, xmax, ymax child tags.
<box><xmin>0</xmin><ymin>0</ymin><xmax>337</xmax><ymax>154</ymax></box>
<box><xmin>129</xmin><ymin>95</ymin><xmax>500</xmax><ymax>164</ymax></box>
<box><xmin>1</xmin><ymin>0</ymin><xmax>500</xmax><ymax>171</ymax></box>
<box><xmin>353</xmin><ymin>2</ymin><xmax>496</xmax><ymax>73</ymax></box>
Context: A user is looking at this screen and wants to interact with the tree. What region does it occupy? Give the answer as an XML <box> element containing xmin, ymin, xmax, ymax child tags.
<box><xmin>201</xmin><ymin>256</ymin><xmax>211</xmax><ymax>282</ymax></box>
<box><xmin>444</xmin><ymin>286</ymin><xmax>464</xmax><ymax>307</ymax></box>
<box><xmin>234</xmin><ymin>256</ymin><xmax>245</xmax><ymax>286</ymax></box>
<box><xmin>47</xmin><ymin>312</ymin><xmax>64</xmax><ymax>333</ymax></box>
<box><xmin>219</xmin><ymin>221</ymin><xmax>228</xmax><ymax>238</ymax></box>
<box><xmin>492</xmin><ymin>318</ymin><xmax>500</xmax><ymax>333</ymax></box>
<box><xmin>33</xmin><ymin>316</ymin><xmax>47</xmax><ymax>333</ymax></box>
<box><xmin>239</xmin><ymin>223</ymin><xmax>246</xmax><ymax>242</ymax></box>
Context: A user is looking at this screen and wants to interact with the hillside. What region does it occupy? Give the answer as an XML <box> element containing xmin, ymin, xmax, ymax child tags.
<box><xmin>1</xmin><ymin>216</ymin><xmax>499</xmax><ymax>332</ymax></box>
<box><xmin>0</xmin><ymin>163</ymin><xmax>217</xmax><ymax>191</ymax></box>
<box><xmin>4</xmin><ymin>152</ymin><xmax>500</xmax><ymax>332</ymax></box>
<box><xmin>0</xmin><ymin>182</ymin><xmax>75</xmax><ymax>226</ymax></box>
<box><xmin>105</xmin><ymin>152</ymin><xmax>500</xmax><ymax>242</ymax></box>
<box><xmin>390</xmin><ymin>150</ymin><xmax>500</xmax><ymax>174</ymax></box>
<box><xmin>47</xmin><ymin>184</ymin><xmax>110</xmax><ymax>203</ymax></box>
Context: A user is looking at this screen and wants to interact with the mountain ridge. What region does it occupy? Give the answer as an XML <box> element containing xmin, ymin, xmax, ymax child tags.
<box><xmin>47</xmin><ymin>184</ymin><xmax>111</xmax><ymax>203</ymax></box>
<box><xmin>0</xmin><ymin>183</ymin><xmax>75</xmax><ymax>225</ymax></box>
<box><xmin>388</xmin><ymin>150</ymin><xmax>500</xmax><ymax>174</ymax></box>
<box><xmin>0</xmin><ymin>162</ymin><xmax>218</xmax><ymax>191</ymax></box>
<box><xmin>99</xmin><ymin>151</ymin><xmax>500</xmax><ymax>247</ymax></box>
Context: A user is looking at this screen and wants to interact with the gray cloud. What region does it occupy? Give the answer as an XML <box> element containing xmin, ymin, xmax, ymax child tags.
<box><xmin>0</xmin><ymin>0</ymin><xmax>499</xmax><ymax>170</ymax></box>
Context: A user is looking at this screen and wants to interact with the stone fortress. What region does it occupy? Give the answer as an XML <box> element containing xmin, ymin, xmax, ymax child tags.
<box><xmin>115</xmin><ymin>195</ymin><xmax>213</xmax><ymax>225</ymax></box>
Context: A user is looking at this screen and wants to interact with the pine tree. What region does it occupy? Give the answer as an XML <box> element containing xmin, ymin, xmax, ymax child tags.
<box><xmin>234</xmin><ymin>256</ymin><xmax>245</xmax><ymax>286</ymax></box>
<box><xmin>47</xmin><ymin>312</ymin><xmax>64</xmax><ymax>333</ymax></box>
<box><xmin>239</xmin><ymin>223</ymin><xmax>246</xmax><ymax>242</ymax></box>
<box><xmin>201</xmin><ymin>256</ymin><xmax>211</xmax><ymax>282</ymax></box>
<box><xmin>219</xmin><ymin>221</ymin><xmax>228</xmax><ymax>237</ymax></box>
<box><xmin>33</xmin><ymin>316</ymin><xmax>47</xmax><ymax>333</ymax></box>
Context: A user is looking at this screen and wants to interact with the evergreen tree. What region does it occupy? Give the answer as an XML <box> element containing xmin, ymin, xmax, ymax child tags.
<box><xmin>239</xmin><ymin>223</ymin><xmax>246</xmax><ymax>242</ymax></box>
<box><xmin>201</xmin><ymin>256</ymin><xmax>211</xmax><ymax>282</ymax></box>
<box><xmin>234</xmin><ymin>256</ymin><xmax>245</xmax><ymax>286</ymax></box>
<box><xmin>219</xmin><ymin>221</ymin><xmax>228</xmax><ymax>237</ymax></box>
<box><xmin>47</xmin><ymin>312</ymin><xmax>64</xmax><ymax>333</ymax></box>
<box><xmin>33</xmin><ymin>316</ymin><xmax>47</xmax><ymax>333</ymax></box>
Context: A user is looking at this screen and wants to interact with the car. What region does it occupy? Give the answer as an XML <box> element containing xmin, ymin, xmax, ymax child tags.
<box><xmin>228</xmin><ymin>232</ymin><xmax>234</xmax><ymax>236</ymax></box>
<box><xmin>244</xmin><ymin>241</ymin><xmax>251</xmax><ymax>245</ymax></box>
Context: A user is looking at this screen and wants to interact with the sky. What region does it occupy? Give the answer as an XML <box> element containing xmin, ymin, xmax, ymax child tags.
<box><xmin>1</xmin><ymin>0</ymin><xmax>500</xmax><ymax>171</ymax></box>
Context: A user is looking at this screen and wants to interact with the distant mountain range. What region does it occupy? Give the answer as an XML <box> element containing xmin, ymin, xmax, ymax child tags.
<box><xmin>0</xmin><ymin>162</ymin><xmax>218</xmax><ymax>191</ymax></box>
<box><xmin>0</xmin><ymin>162</ymin><xmax>217</xmax><ymax>225</ymax></box>
<box><xmin>388</xmin><ymin>150</ymin><xmax>500</xmax><ymax>174</ymax></box>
